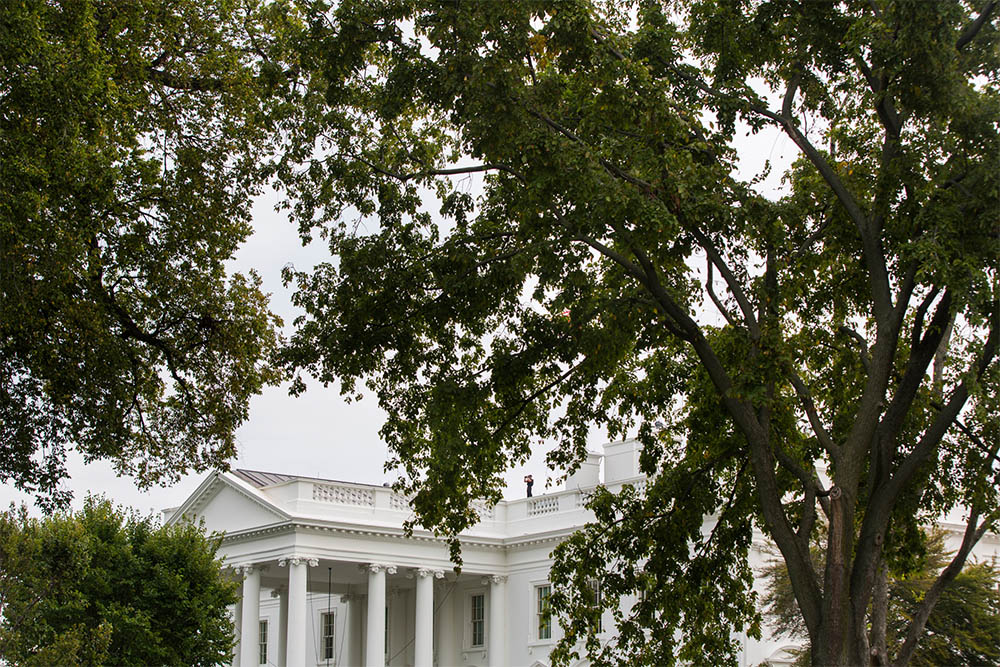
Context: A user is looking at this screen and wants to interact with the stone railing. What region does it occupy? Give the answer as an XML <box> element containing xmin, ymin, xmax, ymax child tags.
<box><xmin>292</xmin><ymin>476</ymin><xmax>647</xmax><ymax>529</ymax></box>
<box><xmin>312</xmin><ymin>482</ymin><xmax>375</xmax><ymax>507</ymax></box>
<box><xmin>389</xmin><ymin>492</ymin><xmax>410</xmax><ymax>511</ymax></box>
<box><xmin>307</xmin><ymin>481</ymin><xmax>500</xmax><ymax>522</ymax></box>
<box><xmin>472</xmin><ymin>499</ymin><xmax>497</xmax><ymax>521</ymax></box>
<box><xmin>527</xmin><ymin>495</ymin><xmax>561</xmax><ymax>516</ymax></box>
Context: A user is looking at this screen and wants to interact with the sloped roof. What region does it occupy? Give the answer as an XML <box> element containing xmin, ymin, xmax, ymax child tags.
<box><xmin>232</xmin><ymin>468</ymin><xmax>385</xmax><ymax>490</ymax></box>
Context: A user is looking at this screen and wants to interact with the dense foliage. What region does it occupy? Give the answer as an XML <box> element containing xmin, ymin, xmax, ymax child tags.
<box><xmin>270</xmin><ymin>1</ymin><xmax>998</xmax><ymax>665</ymax></box>
<box><xmin>0</xmin><ymin>497</ymin><xmax>237</xmax><ymax>666</ymax></box>
<box><xmin>762</xmin><ymin>530</ymin><xmax>1000</xmax><ymax>666</ymax></box>
<box><xmin>0</xmin><ymin>0</ymin><xmax>289</xmax><ymax>507</ymax></box>
<box><xmin>3</xmin><ymin>0</ymin><xmax>996</xmax><ymax>665</ymax></box>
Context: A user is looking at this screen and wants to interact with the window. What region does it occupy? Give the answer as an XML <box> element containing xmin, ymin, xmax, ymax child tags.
<box><xmin>470</xmin><ymin>593</ymin><xmax>485</xmax><ymax>647</ymax></box>
<box><xmin>588</xmin><ymin>579</ymin><xmax>604</xmax><ymax>633</ymax></box>
<box><xmin>536</xmin><ymin>585</ymin><xmax>552</xmax><ymax>640</ymax></box>
<box><xmin>258</xmin><ymin>620</ymin><xmax>268</xmax><ymax>665</ymax></box>
<box><xmin>321</xmin><ymin>612</ymin><xmax>335</xmax><ymax>661</ymax></box>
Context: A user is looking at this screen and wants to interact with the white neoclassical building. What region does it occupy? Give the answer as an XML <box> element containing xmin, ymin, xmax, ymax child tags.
<box><xmin>165</xmin><ymin>439</ymin><xmax>999</xmax><ymax>667</ymax></box>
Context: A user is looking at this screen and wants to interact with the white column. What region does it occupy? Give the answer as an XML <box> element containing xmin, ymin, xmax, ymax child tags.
<box><xmin>414</xmin><ymin>569</ymin><xmax>442</xmax><ymax>667</ymax></box>
<box><xmin>486</xmin><ymin>575</ymin><xmax>507</xmax><ymax>667</ymax></box>
<box><xmin>435</xmin><ymin>579</ymin><xmax>457</xmax><ymax>667</ymax></box>
<box><xmin>281</xmin><ymin>556</ymin><xmax>318</xmax><ymax>667</ymax></box>
<box><xmin>339</xmin><ymin>593</ymin><xmax>359</xmax><ymax>667</ymax></box>
<box><xmin>364</xmin><ymin>563</ymin><xmax>396</xmax><ymax>667</ymax></box>
<box><xmin>232</xmin><ymin>597</ymin><xmax>243</xmax><ymax>667</ymax></box>
<box><xmin>349</xmin><ymin>593</ymin><xmax>363</xmax><ymax>667</ymax></box>
<box><xmin>270</xmin><ymin>587</ymin><xmax>288</xmax><ymax>667</ymax></box>
<box><xmin>239</xmin><ymin>566</ymin><xmax>261</xmax><ymax>667</ymax></box>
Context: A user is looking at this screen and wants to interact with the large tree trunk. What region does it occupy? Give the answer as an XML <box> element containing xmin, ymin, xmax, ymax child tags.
<box><xmin>814</xmin><ymin>488</ymin><xmax>851</xmax><ymax>666</ymax></box>
<box><xmin>869</xmin><ymin>559</ymin><xmax>890</xmax><ymax>666</ymax></box>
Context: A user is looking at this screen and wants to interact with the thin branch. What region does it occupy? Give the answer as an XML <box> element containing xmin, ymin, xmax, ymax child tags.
<box><xmin>526</xmin><ymin>109</ymin><xmax>655</xmax><ymax>192</ymax></box>
<box><xmin>839</xmin><ymin>325</ymin><xmax>872</xmax><ymax>371</ymax></box>
<box><xmin>489</xmin><ymin>360</ymin><xmax>586</xmax><ymax>441</ymax></box>
<box><xmin>689</xmin><ymin>227</ymin><xmax>761</xmax><ymax>339</ymax></box>
<box><xmin>785</xmin><ymin>369</ymin><xmax>837</xmax><ymax>455</ymax></box>
<box><xmin>357</xmin><ymin>157</ymin><xmax>526</xmax><ymax>184</ymax></box>
<box><xmin>852</xmin><ymin>54</ymin><xmax>902</xmax><ymax>139</ymax></box>
<box><xmin>148</xmin><ymin>68</ymin><xmax>223</xmax><ymax>92</ymax></box>
<box><xmin>782</xmin><ymin>68</ymin><xmax>803</xmax><ymax>121</ymax></box>
<box><xmin>892</xmin><ymin>504</ymin><xmax>1000</xmax><ymax>666</ymax></box>
<box><xmin>706</xmin><ymin>260</ymin><xmax>740</xmax><ymax>328</ymax></box>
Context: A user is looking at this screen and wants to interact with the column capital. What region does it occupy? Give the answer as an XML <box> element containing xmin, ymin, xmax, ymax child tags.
<box><xmin>360</xmin><ymin>562</ymin><xmax>397</xmax><ymax>575</ymax></box>
<box><xmin>416</xmin><ymin>567</ymin><xmax>445</xmax><ymax>579</ymax></box>
<box><xmin>269</xmin><ymin>586</ymin><xmax>286</xmax><ymax>598</ymax></box>
<box><xmin>278</xmin><ymin>555</ymin><xmax>319</xmax><ymax>568</ymax></box>
<box><xmin>233</xmin><ymin>563</ymin><xmax>261</xmax><ymax>577</ymax></box>
<box><xmin>481</xmin><ymin>574</ymin><xmax>508</xmax><ymax>585</ymax></box>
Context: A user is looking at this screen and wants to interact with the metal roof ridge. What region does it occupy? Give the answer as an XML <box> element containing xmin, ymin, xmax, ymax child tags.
<box><xmin>232</xmin><ymin>468</ymin><xmax>388</xmax><ymax>489</ymax></box>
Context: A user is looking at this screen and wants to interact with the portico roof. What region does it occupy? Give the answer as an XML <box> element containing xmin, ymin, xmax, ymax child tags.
<box><xmin>231</xmin><ymin>468</ymin><xmax>384</xmax><ymax>489</ymax></box>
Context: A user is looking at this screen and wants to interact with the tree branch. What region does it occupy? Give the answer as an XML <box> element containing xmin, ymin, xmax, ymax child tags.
<box><xmin>956</xmin><ymin>1</ymin><xmax>998</xmax><ymax>50</ymax></box>
<box><xmin>892</xmin><ymin>504</ymin><xmax>1000</xmax><ymax>666</ymax></box>
<box><xmin>705</xmin><ymin>260</ymin><xmax>740</xmax><ymax>328</ymax></box>
<box><xmin>839</xmin><ymin>325</ymin><xmax>872</xmax><ymax>371</ymax></box>
<box><xmin>689</xmin><ymin>227</ymin><xmax>761</xmax><ymax>339</ymax></box>
<box><xmin>356</xmin><ymin>157</ymin><xmax>526</xmax><ymax>184</ymax></box>
<box><xmin>785</xmin><ymin>368</ymin><xmax>837</xmax><ymax>456</ymax></box>
<box><xmin>148</xmin><ymin>68</ymin><xmax>224</xmax><ymax>92</ymax></box>
<box><xmin>878</xmin><ymin>291</ymin><xmax>953</xmax><ymax>464</ymax></box>
<box><xmin>884</xmin><ymin>308</ymin><xmax>998</xmax><ymax>507</ymax></box>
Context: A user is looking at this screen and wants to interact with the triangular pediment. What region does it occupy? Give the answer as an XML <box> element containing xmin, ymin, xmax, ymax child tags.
<box><xmin>169</xmin><ymin>472</ymin><xmax>289</xmax><ymax>535</ymax></box>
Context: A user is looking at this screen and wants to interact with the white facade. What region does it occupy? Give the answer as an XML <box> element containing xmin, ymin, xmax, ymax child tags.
<box><xmin>166</xmin><ymin>440</ymin><xmax>1000</xmax><ymax>667</ymax></box>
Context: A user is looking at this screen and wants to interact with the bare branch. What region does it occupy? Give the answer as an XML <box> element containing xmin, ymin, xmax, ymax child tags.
<box><xmin>782</xmin><ymin>68</ymin><xmax>803</xmax><ymax>121</ymax></box>
<box><xmin>785</xmin><ymin>369</ymin><xmax>838</xmax><ymax>455</ymax></box>
<box><xmin>839</xmin><ymin>325</ymin><xmax>872</xmax><ymax>371</ymax></box>
<box><xmin>706</xmin><ymin>260</ymin><xmax>740</xmax><ymax>328</ymax></box>
<box><xmin>885</xmin><ymin>308</ymin><xmax>998</xmax><ymax>505</ymax></box>
<box><xmin>356</xmin><ymin>157</ymin><xmax>526</xmax><ymax>184</ymax></box>
<box><xmin>910</xmin><ymin>287</ymin><xmax>942</xmax><ymax>350</ymax></box>
<box><xmin>878</xmin><ymin>290</ymin><xmax>953</xmax><ymax>461</ymax></box>
<box><xmin>956</xmin><ymin>1</ymin><xmax>998</xmax><ymax>50</ymax></box>
<box><xmin>892</xmin><ymin>504</ymin><xmax>1000</xmax><ymax>666</ymax></box>
<box><xmin>689</xmin><ymin>227</ymin><xmax>761</xmax><ymax>339</ymax></box>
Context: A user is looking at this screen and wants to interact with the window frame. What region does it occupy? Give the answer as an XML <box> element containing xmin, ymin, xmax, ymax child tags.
<box><xmin>469</xmin><ymin>591</ymin><xmax>486</xmax><ymax>648</ymax></box>
<box><xmin>258</xmin><ymin>619</ymin><xmax>268</xmax><ymax>665</ymax></box>
<box><xmin>588</xmin><ymin>578</ymin><xmax>604</xmax><ymax>633</ymax></box>
<box><xmin>535</xmin><ymin>583</ymin><xmax>552</xmax><ymax>641</ymax></box>
<box><xmin>321</xmin><ymin>610</ymin><xmax>336</xmax><ymax>662</ymax></box>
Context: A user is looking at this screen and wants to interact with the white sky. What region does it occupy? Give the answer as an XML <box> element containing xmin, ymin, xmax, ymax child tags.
<box><xmin>2</xmin><ymin>113</ymin><xmax>797</xmax><ymax>519</ymax></box>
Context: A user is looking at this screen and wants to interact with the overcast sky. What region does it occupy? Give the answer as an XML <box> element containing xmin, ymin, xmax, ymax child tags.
<box><xmin>2</xmin><ymin>115</ymin><xmax>796</xmax><ymax>518</ymax></box>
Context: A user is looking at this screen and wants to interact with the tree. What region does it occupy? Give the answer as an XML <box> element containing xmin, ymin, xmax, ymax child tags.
<box><xmin>0</xmin><ymin>0</ymin><xmax>292</xmax><ymax>508</ymax></box>
<box><xmin>0</xmin><ymin>497</ymin><xmax>238</xmax><ymax>666</ymax></box>
<box><xmin>270</xmin><ymin>1</ymin><xmax>998</xmax><ymax>665</ymax></box>
<box><xmin>762</xmin><ymin>530</ymin><xmax>1000</xmax><ymax>666</ymax></box>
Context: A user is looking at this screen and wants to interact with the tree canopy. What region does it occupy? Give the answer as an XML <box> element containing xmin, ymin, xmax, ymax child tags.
<box><xmin>762</xmin><ymin>530</ymin><xmax>1000</xmax><ymax>667</ymax></box>
<box><xmin>0</xmin><ymin>497</ymin><xmax>237</xmax><ymax>666</ymax></box>
<box><xmin>270</xmin><ymin>1</ymin><xmax>999</xmax><ymax>665</ymax></box>
<box><xmin>0</xmin><ymin>0</ymin><xmax>289</xmax><ymax>507</ymax></box>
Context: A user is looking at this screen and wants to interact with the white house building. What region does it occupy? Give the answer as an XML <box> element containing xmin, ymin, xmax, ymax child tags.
<box><xmin>165</xmin><ymin>439</ymin><xmax>1000</xmax><ymax>667</ymax></box>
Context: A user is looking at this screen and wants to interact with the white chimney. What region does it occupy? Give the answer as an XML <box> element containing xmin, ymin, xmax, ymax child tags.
<box><xmin>565</xmin><ymin>450</ymin><xmax>603</xmax><ymax>489</ymax></box>
<box><xmin>603</xmin><ymin>439</ymin><xmax>642</xmax><ymax>483</ymax></box>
